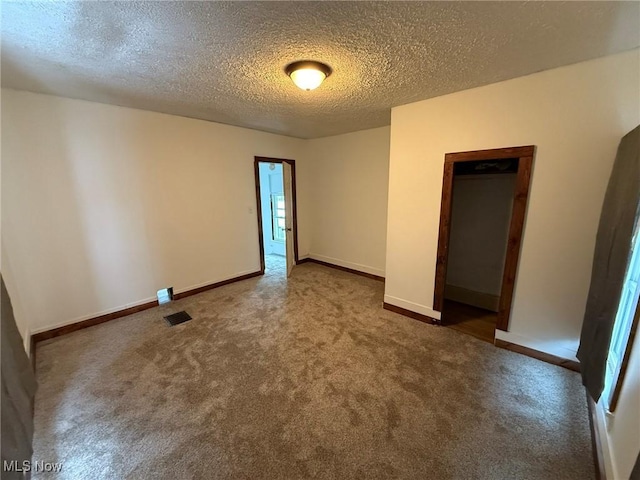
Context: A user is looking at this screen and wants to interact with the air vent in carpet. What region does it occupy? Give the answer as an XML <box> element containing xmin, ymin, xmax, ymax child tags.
<box><xmin>164</xmin><ymin>311</ymin><xmax>192</xmax><ymax>326</ymax></box>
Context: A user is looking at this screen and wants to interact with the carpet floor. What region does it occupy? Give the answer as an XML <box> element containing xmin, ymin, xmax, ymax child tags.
<box><xmin>33</xmin><ymin>255</ymin><xmax>594</xmax><ymax>479</ymax></box>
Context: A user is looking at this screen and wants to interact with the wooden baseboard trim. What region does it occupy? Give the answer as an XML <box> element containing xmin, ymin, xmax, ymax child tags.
<box><xmin>173</xmin><ymin>271</ymin><xmax>263</xmax><ymax>300</ymax></box>
<box><xmin>32</xmin><ymin>270</ymin><xmax>264</xmax><ymax>344</ymax></box>
<box><xmin>299</xmin><ymin>258</ymin><xmax>384</xmax><ymax>282</ymax></box>
<box><xmin>586</xmin><ymin>393</ymin><xmax>607</xmax><ymax>480</ymax></box>
<box><xmin>32</xmin><ymin>300</ymin><xmax>160</xmax><ymax>344</ymax></box>
<box><xmin>494</xmin><ymin>338</ymin><xmax>581</xmax><ymax>373</ymax></box>
<box><xmin>383</xmin><ymin>302</ymin><xmax>438</xmax><ymax>325</ymax></box>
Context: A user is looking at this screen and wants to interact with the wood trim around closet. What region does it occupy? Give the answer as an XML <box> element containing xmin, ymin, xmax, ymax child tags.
<box><xmin>433</xmin><ymin>145</ymin><xmax>535</xmax><ymax>332</ymax></box>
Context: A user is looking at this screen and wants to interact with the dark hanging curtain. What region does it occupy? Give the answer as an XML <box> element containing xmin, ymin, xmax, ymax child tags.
<box><xmin>632</xmin><ymin>453</ymin><xmax>640</xmax><ymax>480</ymax></box>
<box><xmin>1</xmin><ymin>276</ymin><xmax>37</xmax><ymax>479</ymax></box>
<box><xmin>577</xmin><ymin>125</ymin><xmax>640</xmax><ymax>401</ymax></box>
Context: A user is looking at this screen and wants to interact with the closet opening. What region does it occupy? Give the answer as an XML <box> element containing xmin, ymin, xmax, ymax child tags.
<box><xmin>433</xmin><ymin>146</ymin><xmax>535</xmax><ymax>342</ymax></box>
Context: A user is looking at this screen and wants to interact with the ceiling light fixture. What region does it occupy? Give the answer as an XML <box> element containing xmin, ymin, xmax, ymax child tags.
<box><xmin>285</xmin><ymin>60</ymin><xmax>332</xmax><ymax>91</ymax></box>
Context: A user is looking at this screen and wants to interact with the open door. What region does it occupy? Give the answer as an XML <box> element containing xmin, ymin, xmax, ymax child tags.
<box><xmin>254</xmin><ymin>156</ymin><xmax>299</xmax><ymax>276</ymax></box>
<box><xmin>283</xmin><ymin>161</ymin><xmax>295</xmax><ymax>277</ymax></box>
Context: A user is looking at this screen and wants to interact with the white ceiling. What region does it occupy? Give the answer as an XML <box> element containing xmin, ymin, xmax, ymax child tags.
<box><xmin>2</xmin><ymin>1</ymin><xmax>639</xmax><ymax>139</ymax></box>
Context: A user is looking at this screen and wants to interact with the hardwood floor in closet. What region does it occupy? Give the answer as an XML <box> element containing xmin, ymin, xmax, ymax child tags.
<box><xmin>442</xmin><ymin>300</ymin><xmax>497</xmax><ymax>344</ymax></box>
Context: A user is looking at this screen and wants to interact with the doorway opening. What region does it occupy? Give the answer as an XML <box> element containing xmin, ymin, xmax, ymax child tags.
<box><xmin>433</xmin><ymin>146</ymin><xmax>535</xmax><ymax>342</ymax></box>
<box><xmin>254</xmin><ymin>156</ymin><xmax>299</xmax><ymax>278</ymax></box>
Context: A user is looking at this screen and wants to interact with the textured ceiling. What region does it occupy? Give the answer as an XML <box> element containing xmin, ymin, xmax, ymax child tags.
<box><xmin>2</xmin><ymin>1</ymin><xmax>639</xmax><ymax>139</ymax></box>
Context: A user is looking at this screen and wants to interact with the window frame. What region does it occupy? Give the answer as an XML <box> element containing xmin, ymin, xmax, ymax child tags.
<box><xmin>270</xmin><ymin>194</ymin><xmax>286</xmax><ymax>243</ymax></box>
<box><xmin>605</xmin><ymin>223</ymin><xmax>640</xmax><ymax>412</ymax></box>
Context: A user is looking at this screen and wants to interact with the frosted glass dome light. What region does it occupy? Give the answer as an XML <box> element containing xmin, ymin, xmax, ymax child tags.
<box><xmin>290</xmin><ymin>68</ymin><xmax>326</xmax><ymax>91</ymax></box>
<box><xmin>285</xmin><ymin>61</ymin><xmax>332</xmax><ymax>91</ymax></box>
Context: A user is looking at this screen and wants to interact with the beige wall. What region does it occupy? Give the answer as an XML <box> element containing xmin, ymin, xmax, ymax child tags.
<box><xmin>1</xmin><ymin>89</ymin><xmax>309</xmax><ymax>334</ymax></box>
<box><xmin>385</xmin><ymin>49</ymin><xmax>640</xmax><ymax>360</ymax></box>
<box><xmin>307</xmin><ymin>127</ymin><xmax>390</xmax><ymax>277</ymax></box>
<box><xmin>1</xmin><ymin>89</ymin><xmax>390</xmax><ymax>339</ymax></box>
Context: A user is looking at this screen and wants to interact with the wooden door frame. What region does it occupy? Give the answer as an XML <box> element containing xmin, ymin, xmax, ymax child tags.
<box><xmin>433</xmin><ymin>145</ymin><xmax>535</xmax><ymax>331</ymax></box>
<box><xmin>254</xmin><ymin>156</ymin><xmax>299</xmax><ymax>273</ymax></box>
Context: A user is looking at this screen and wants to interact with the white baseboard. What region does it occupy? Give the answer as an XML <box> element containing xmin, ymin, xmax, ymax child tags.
<box><xmin>308</xmin><ymin>253</ymin><xmax>385</xmax><ymax>278</ymax></box>
<box><xmin>494</xmin><ymin>330</ymin><xmax>578</xmax><ymax>361</ymax></box>
<box><xmin>444</xmin><ymin>284</ymin><xmax>500</xmax><ymax>312</ymax></box>
<box><xmin>383</xmin><ymin>294</ymin><xmax>442</xmax><ymax>321</ymax></box>
<box><xmin>30</xmin><ymin>269</ymin><xmax>259</xmax><ymax>335</ymax></box>
<box><xmin>593</xmin><ymin>400</ymin><xmax>616</xmax><ymax>480</ymax></box>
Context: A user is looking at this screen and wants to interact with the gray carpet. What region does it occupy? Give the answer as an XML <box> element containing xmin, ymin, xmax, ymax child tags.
<box><xmin>33</xmin><ymin>255</ymin><xmax>594</xmax><ymax>479</ymax></box>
